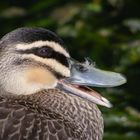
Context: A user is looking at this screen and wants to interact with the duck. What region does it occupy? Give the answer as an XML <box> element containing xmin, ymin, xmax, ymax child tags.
<box><xmin>0</xmin><ymin>27</ymin><xmax>126</xmax><ymax>140</ymax></box>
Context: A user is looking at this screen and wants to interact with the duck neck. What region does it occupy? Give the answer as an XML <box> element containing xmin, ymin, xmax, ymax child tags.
<box><xmin>1</xmin><ymin>89</ymin><xmax>104</xmax><ymax>139</ymax></box>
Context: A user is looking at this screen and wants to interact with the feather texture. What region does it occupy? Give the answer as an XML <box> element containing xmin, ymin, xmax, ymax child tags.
<box><xmin>0</xmin><ymin>89</ymin><xmax>103</xmax><ymax>140</ymax></box>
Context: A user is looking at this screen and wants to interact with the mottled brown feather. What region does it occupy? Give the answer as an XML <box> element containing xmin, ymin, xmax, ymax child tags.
<box><xmin>0</xmin><ymin>89</ymin><xmax>103</xmax><ymax>140</ymax></box>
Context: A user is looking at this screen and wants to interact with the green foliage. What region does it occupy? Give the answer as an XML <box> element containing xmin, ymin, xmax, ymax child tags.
<box><xmin>0</xmin><ymin>0</ymin><xmax>140</xmax><ymax>139</ymax></box>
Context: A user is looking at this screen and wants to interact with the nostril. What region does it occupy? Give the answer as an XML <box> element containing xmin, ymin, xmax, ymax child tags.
<box><xmin>75</xmin><ymin>64</ymin><xmax>88</xmax><ymax>72</ymax></box>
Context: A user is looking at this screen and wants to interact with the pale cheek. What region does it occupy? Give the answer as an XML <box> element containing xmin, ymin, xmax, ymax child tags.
<box><xmin>26</xmin><ymin>67</ymin><xmax>58</xmax><ymax>88</ymax></box>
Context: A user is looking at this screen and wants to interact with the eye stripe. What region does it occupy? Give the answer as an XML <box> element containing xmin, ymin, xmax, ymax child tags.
<box><xmin>20</xmin><ymin>54</ymin><xmax>70</xmax><ymax>77</ymax></box>
<box><xmin>16</xmin><ymin>40</ymin><xmax>70</xmax><ymax>57</ymax></box>
<box><xmin>17</xmin><ymin>46</ymin><xmax>69</xmax><ymax>68</ymax></box>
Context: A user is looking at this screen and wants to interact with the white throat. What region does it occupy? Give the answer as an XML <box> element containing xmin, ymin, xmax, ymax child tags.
<box><xmin>0</xmin><ymin>70</ymin><xmax>57</xmax><ymax>96</ymax></box>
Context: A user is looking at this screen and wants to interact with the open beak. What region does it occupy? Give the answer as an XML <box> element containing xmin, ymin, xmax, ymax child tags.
<box><xmin>57</xmin><ymin>58</ymin><xmax>126</xmax><ymax>108</ymax></box>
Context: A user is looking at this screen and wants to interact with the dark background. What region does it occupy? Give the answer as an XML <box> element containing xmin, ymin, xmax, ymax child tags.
<box><xmin>0</xmin><ymin>0</ymin><xmax>140</xmax><ymax>139</ymax></box>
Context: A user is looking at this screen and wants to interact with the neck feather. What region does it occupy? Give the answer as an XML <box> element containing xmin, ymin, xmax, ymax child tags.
<box><xmin>2</xmin><ymin>89</ymin><xmax>103</xmax><ymax>139</ymax></box>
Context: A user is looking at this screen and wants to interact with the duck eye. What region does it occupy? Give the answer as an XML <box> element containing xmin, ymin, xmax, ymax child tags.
<box><xmin>37</xmin><ymin>47</ymin><xmax>52</xmax><ymax>58</ymax></box>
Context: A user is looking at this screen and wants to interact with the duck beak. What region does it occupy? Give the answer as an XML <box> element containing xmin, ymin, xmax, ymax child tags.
<box><xmin>57</xmin><ymin>58</ymin><xmax>126</xmax><ymax>108</ymax></box>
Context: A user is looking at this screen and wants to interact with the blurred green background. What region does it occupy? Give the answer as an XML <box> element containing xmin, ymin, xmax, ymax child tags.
<box><xmin>0</xmin><ymin>0</ymin><xmax>140</xmax><ymax>139</ymax></box>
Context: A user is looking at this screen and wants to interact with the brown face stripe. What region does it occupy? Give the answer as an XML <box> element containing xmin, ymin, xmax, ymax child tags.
<box><xmin>17</xmin><ymin>46</ymin><xmax>70</xmax><ymax>68</ymax></box>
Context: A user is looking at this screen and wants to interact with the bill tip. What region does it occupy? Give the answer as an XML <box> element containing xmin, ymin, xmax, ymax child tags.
<box><xmin>101</xmin><ymin>97</ymin><xmax>113</xmax><ymax>108</ymax></box>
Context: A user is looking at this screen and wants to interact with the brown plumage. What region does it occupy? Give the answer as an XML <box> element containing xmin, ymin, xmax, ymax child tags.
<box><xmin>0</xmin><ymin>27</ymin><xmax>126</xmax><ymax>140</ymax></box>
<box><xmin>0</xmin><ymin>89</ymin><xmax>103</xmax><ymax>140</ymax></box>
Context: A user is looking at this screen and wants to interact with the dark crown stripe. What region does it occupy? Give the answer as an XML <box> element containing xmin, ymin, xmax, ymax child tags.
<box><xmin>17</xmin><ymin>46</ymin><xmax>69</xmax><ymax>68</ymax></box>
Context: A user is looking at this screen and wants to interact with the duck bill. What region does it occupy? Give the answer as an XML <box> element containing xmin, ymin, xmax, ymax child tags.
<box><xmin>57</xmin><ymin>81</ymin><xmax>112</xmax><ymax>108</ymax></box>
<box><xmin>66</xmin><ymin>60</ymin><xmax>127</xmax><ymax>87</ymax></box>
<box><xmin>57</xmin><ymin>59</ymin><xmax>126</xmax><ymax>108</ymax></box>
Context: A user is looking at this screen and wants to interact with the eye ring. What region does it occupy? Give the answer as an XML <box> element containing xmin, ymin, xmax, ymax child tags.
<box><xmin>37</xmin><ymin>47</ymin><xmax>52</xmax><ymax>58</ymax></box>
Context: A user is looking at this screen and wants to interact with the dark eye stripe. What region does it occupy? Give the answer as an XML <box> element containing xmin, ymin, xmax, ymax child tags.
<box><xmin>17</xmin><ymin>46</ymin><xmax>69</xmax><ymax>68</ymax></box>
